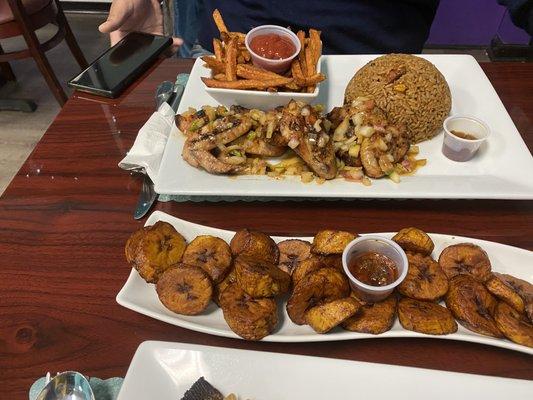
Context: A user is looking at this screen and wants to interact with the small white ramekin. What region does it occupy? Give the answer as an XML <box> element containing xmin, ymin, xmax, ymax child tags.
<box><xmin>245</xmin><ymin>25</ymin><xmax>300</xmax><ymax>74</ymax></box>
<box><xmin>442</xmin><ymin>115</ymin><xmax>490</xmax><ymax>162</ymax></box>
<box><xmin>342</xmin><ymin>235</ymin><xmax>408</xmax><ymax>303</ymax></box>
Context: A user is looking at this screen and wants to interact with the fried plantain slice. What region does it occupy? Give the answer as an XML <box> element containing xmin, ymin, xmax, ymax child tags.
<box><xmin>291</xmin><ymin>254</ymin><xmax>344</xmax><ymax>286</ymax></box>
<box><xmin>306</xmin><ymin>297</ymin><xmax>361</xmax><ymax>333</ymax></box>
<box><xmin>213</xmin><ymin>267</ymin><xmax>236</xmax><ymax>307</ymax></box>
<box><xmin>398</xmin><ymin>252</ymin><xmax>448</xmax><ymax>301</ymax></box>
<box><xmin>220</xmin><ymin>283</ymin><xmax>278</xmax><ymax>340</ymax></box>
<box><xmin>438</xmin><ymin>243</ymin><xmax>492</xmax><ymax>282</ymax></box>
<box><xmin>398</xmin><ymin>298</ymin><xmax>457</xmax><ymax>335</ymax></box>
<box><xmin>311</xmin><ymin>230</ymin><xmax>358</xmax><ymax>255</ymax></box>
<box><xmin>494</xmin><ymin>302</ymin><xmax>533</xmax><ymax>348</ymax></box>
<box><xmin>230</xmin><ymin>229</ymin><xmax>279</xmax><ymax>263</ymax></box>
<box><xmin>182</xmin><ymin>235</ymin><xmax>232</xmax><ymax>284</ymax></box>
<box><xmin>125</xmin><ymin>226</ymin><xmax>149</xmax><ymax>264</ymax></box>
<box><xmin>156</xmin><ymin>265</ymin><xmax>212</xmax><ymax>315</ymax></box>
<box><xmin>235</xmin><ymin>256</ymin><xmax>290</xmax><ymax>298</ymax></box>
<box><xmin>277</xmin><ymin>239</ymin><xmax>312</xmax><ymax>275</ymax></box>
<box><xmin>445</xmin><ymin>274</ymin><xmax>503</xmax><ymax>338</ymax></box>
<box><xmin>392</xmin><ymin>227</ymin><xmax>434</xmax><ymax>256</ymax></box>
<box><xmin>287</xmin><ymin>267</ymin><xmax>350</xmax><ymax>325</ymax></box>
<box><xmin>134</xmin><ymin>221</ymin><xmax>187</xmax><ymax>283</ymax></box>
<box><xmin>485</xmin><ymin>274</ymin><xmax>525</xmax><ymax>314</ymax></box>
<box><xmin>342</xmin><ymin>295</ymin><xmax>397</xmax><ymax>334</ymax></box>
<box><xmin>493</xmin><ymin>273</ymin><xmax>533</xmax><ymax>323</ymax></box>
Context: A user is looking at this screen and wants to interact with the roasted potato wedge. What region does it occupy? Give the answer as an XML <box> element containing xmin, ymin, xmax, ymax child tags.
<box><xmin>445</xmin><ymin>274</ymin><xmax>502</xmax><ymax>338</ymax></box>
<box><xmin>311</xmin><ymin>230</ymin><xmax>358</xmax><ymax>255</ymax></box>
<box><xmin>235</xmin><ymin>256</ymin><xmax>290</xmax><ymax>298</ymax></box>
<box><xmin>306</xmin><ymin>297</ymin><xmax>361</xmax><ymax>333</ymax></box>
<box><xmin>494</xmin><ymin>302</ymin><xmax>533</xmax><ymax>348</ymax></box>
<box><xmin>287</xmin><ymin>267</ymin><xmax>350</xmax><ymax>325</ymax></box>
<box><xmin>493</xmin><ymin>273</ymin><xmax>533</xmax><ymax>323</ymax></box>
<box><xmin>342</xmin><ymin>295</ymin><xmax>397</xmax><ymax>334</ymax></box>
<box><xmin>485</xmin><ymin>274</ymin><xmax>525</xmax><ymax>314</ymax></box>
<box><xmin>398</xmin><ymin>252</ymin><xmax>448</xmax><ymax>301</ymax></box>
<box><xmin>156</xmin><ymin>265</ymin><xmax>212</xmax><ymax>315</ymax></box>
<box><xmin>134</xmin><ymin>221</ymin><xmax>187</xmax><ymax>283</ymax></box>
<box><xmin>392</xmin><ymin>227</ymin><xmax>434</xmax><ymax>256</ymax></box>
<box><xmin>182</xmin><ymin>235</ymin><xmax>232</xmax><ymax>284</ymax></box>
<box><xmin>398</xmin><ymin>298</ymin><xmax>457</xmax><ymax>335</ymax></box>
<box><xmin>438</xmin><ymin>243</ymin><xmax>492</xmax><ymax>282</ymax></box>
<box><xmin>125</xmin><ymin>226</ymin><xmax>149</xmax><ymax>264</ymax></box>
<box><xmin>230</xmin><ymin>229</ymin><xmax>279</xmax><ymax>263</ymax></box>
<box><xmin>213</xmin><ymin>267</ymin><xmax>236</xmax><ymax>306</ymax></box>
<box><xmin>220</xmin><ymin>283</ymin><xmax>278</xmax><ymax>340</ymax></box>
<box><xmin>277</xmin><ymin>239</ymin><xmax>311</xmax><ymax>275</ymax></box>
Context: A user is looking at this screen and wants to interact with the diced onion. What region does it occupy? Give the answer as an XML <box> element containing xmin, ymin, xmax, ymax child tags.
<box><xmin>317</xmin><ymin>134</ymin><xmax>330</xmax><ymax>148</ymax></box>
<box><xmin>313</xmin><ymin>119</ymin><xmax>322</xmax><ymax>132</ymax></box>
<box><xmin>359</xmin><ymin>126</ymin><xmax>375</xmax><ymax>138</ymax></box>
<box><xmin>288</xmin><ymin>138</ymin><xmax>300</xmax><ymax>149</ymax></box>
<box><xmin>349</xmin><ymin>144</ymin><xmax>360</xmax><ymax>158</ymax></box>
<box><xmin>301</xmin><ymin>172</ymin><xmax>314</xmax><ymax>183</ymax></box>
<box><xmin>301</xmin><ymin>106</ymin><xmax>310</xmax><ymax>116</ymax></box>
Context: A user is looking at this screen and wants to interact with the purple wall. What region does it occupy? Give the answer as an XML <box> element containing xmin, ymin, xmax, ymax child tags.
<box><xmin>427</xmin><ymin>0</ymin><xmax>530</xmax><ymax>46</ymax></box>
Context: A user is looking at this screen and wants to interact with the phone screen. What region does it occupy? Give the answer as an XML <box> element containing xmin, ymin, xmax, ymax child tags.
<box><xmin>69</xmin><ymin>32</ymin><xmax>171</xmax><ymax>97</ymax></box>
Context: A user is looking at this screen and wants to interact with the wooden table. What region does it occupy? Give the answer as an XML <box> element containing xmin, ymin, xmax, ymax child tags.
<box><xmin>0</xmin><ymin>58</ymin><xmax>532</xmax><ymax>398</ymax></box>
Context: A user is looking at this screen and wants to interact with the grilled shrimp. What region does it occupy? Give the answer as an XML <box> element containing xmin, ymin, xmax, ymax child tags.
<box><xmin>182</xmin><ymin>141</ymin><xmax>242</xmax><ymax>174</ymax></box>
<box><xmin>188</xmin><ymin>116</ymin><xmax>253</xmax><ymax>151</ymax></box>
<box><xmin>360</xmin><ymin>134</ymin><xmax>390</xmax><ymax>178</ymax></box>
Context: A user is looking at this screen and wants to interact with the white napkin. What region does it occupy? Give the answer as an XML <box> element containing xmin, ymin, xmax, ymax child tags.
<box><xmin>118</xmin><ymin>102</ymin><xmax>176</xmax><ymax>181</ymax></box>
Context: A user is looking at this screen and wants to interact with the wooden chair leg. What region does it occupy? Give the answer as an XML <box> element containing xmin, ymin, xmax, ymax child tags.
<box><xmin>56</xmin><ymin>6</ymin><xmax>88</xmax><ymax>69</ymax></box>
<box><xmin>0</xmin><ymin>44</ymin><xmax>16</xmax><ymax>81</ymax></box>
<box><xmin>8</xmin><ymin>0</ymin><xmax>68</xmax><ymax>106</ymax></box>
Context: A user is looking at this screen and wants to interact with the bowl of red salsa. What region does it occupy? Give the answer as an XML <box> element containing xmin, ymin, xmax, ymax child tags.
<box><xmin>245</xmin><ymin>25</ymin><xmax>300</xmax><ymax>73</ymax></box>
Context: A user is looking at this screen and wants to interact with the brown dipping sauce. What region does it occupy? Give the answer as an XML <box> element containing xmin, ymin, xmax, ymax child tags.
<box><xmin>249</xmin><ymin>33</ymin><xmax>296</xmax><ymax>60</ymax></box>
<box><xmin>451</xmin><ymin>130</ymin><xmax>477</xmax><ymax>140</ymax></box>
<box><xmin>348</xmin><ymin>251</ymin><xmax>398</xmax><ymax>286</ymax></box>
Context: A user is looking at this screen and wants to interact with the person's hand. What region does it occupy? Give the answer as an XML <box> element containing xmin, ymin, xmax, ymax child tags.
<box><xmin>98</xmin><ymin>0</ymin><xmax>182</xmax><ymax>48</ymax></box>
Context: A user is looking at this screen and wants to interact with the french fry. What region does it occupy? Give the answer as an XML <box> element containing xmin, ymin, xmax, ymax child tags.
<box><xmin>236</xmin><ymin>64</ymin><xmax>286</xmax><ymax>80</ymax></box>
<box><xmin>202</xmin><ymin>77</ymin><xmax>294</xmax><ymax>90</ymax></box>
<box><xmin>213</xmin><ymin>38</ymin><xmax>223</xmax><ymax>61</ymax></box>
<box><xmin>296</xmin><ymin>31</ymin><xmax>308</xmax><ymax>77</ymax></box>
<box><xmin>213</xmin><ymin>73</ymin><xmax>226</xmax><ymax>81</ymax></box>
<box><xmin>212</xmin><ymin>9</ymin><xmax>228</xmax><ymax>33</ymax></box>
<box><xmin>225</xmin><ymin>38</ymin><xmax>237</xmax><ymax>81</ymax></box>
<box><xmin>309</xmin><ymin>29</ymin><xmax>322</xmax><ymax>67</ymax></box>
<box><xmin>293</xmin><ymin>73</ymin><xmax>326</xmax><ymax>87</ymax></box>
<box><xmin>229</xmin><ymin>31</ymin><xmax>246</xmax><ymax>43</ymax></box>
<box><xmin>291</xmin><ymin>60</ymin><xmax>305</xmax><ymax>82</ymax></box>
<box><xmin>201</xmin><ymin>56</ymin><xmax>225</xmax><ymax>74</ymax></box>
<box><xmin>305</xmin><ymin>46</ymin><xmax>315</xmax><ymax>77</ymax></box>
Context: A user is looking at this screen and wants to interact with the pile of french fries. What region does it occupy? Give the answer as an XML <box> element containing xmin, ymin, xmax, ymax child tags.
<box><xmin>201</xmin><ymin>9</ymin><xmax>325</xmax><ymax>93</ymax></box>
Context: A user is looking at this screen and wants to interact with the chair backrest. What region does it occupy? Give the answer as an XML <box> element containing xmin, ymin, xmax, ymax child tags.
<box><xmin>0</xmin><ymin>0</ymin><xmax>58</xmax><ymax>40</ymax></box>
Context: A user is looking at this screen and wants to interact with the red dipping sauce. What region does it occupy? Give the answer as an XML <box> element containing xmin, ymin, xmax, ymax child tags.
<box><xmin>249</xmin><ymin>33</ymin><xmax>296</xmax><ymax>60</ymax></box>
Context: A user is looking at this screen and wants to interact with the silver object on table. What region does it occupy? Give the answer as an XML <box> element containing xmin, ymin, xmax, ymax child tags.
<box><xmin>134</xmin><ymin>174</ymin><xmax>158</xmax><ymax>220</ymax></box>
<box><xmin>155</xmin><ymin>80</ymin><xmax>174</xmax><ymax>110</ymax></box>
<box><xmin>134</xmin><ymin>78</ymin><xmax>186</xmax><ymax>219</ymax></box>
<box><xmin>35</xmin><ymin>371</ymin><xmax>95</xmax><ymax>400</ymax></box>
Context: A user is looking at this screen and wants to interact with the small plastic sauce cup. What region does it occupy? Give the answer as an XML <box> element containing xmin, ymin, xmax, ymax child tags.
<box><xmin>442</xmin><ymin>115</ymin><xmax>490</xmax><ymax>162</ymax></box>
<box><xmin>342</xmin><ymin>235</ymin><xmax>408</xmax><ymax>303</ymax></box>
<box><xmin>245</xmin><ymin>25</ymin><xmax>300</xmax><ymax>74</ymax></box>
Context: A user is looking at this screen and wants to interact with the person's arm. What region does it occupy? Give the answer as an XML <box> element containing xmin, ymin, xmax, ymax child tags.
<box><xmin>99</xmin><ymin>0</ymin><xmax>182</xmax><ymax>47</ymax></box>
<box><xmin>497</xmin><ymin>0</ymin><xmax>533</xmax><ymax>35</ymax></box>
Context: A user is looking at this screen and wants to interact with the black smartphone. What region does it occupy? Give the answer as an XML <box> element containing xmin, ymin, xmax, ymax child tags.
<box><xmin>68</xmin><ymin>32</ymin><xmax>172</xmax><ymax>98</ymax></box>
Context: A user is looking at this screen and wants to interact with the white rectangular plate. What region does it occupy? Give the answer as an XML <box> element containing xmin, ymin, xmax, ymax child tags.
<box><xmin>117</xmin><ymin>341</ymin><xmax>533</xmax><ymax>400</ymax></box>
<box><xmin>154</xmin><ymin>54</ymin><xmax>533</xmax><ymax>199</ymax></box>
<box><xmin>116</xmin><ymin>211</ymin><xmax>533</xmax><ymax>354</ymax></box>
